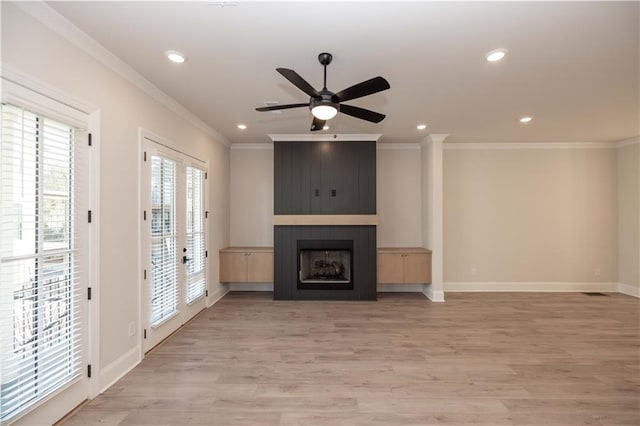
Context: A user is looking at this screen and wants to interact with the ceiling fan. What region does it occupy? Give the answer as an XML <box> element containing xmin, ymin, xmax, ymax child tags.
<box><xmin>256</xmin><ymin>52</ymin><xmax>390</xmax><ymax>131</ymax></box>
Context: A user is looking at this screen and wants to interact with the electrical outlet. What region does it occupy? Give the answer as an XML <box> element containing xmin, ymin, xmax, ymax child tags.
<box><xmin>594</xmin><ymin>268</ymin><xmax>601</xmax><ymax>276</ymax></box>
<box><xmin>471</xmin><ymin>267</ymin><xmax>477</xmax><ymax>276</ymax></box>
<box><xmin>128</xmin><ymin>322</ymin><xmax>136</xmax><ymax>337</ymax></box>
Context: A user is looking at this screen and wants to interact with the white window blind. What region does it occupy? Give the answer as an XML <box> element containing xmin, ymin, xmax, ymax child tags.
<box><xmin>185</xmin><ymin>167</ymin><xmax>206</xmax><ymax>304</ymax></box>
<box><xmin>150</xmin><ymin>156</ymin><xmax>178</xmax><ymax>326</ymax></box>
<box><xmin>0</xmin><ymin>104</ymin><xmax>84</xmax><ymax>422</ymax></box>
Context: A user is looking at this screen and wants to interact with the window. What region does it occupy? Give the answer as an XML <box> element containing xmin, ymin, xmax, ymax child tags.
<box><xmin>0</xmin><ymin>104</ymin><xmax>83</xmax><ymax>421</ymax></box>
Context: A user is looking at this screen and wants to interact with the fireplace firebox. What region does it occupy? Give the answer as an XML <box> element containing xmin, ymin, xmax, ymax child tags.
<box><xmin>298</xmin><ymin>240</ymin><xmax>353</xmax><ymax>290</ymax></box>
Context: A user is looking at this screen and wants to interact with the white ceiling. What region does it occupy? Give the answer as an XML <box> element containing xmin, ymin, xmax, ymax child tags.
<box><xmin>49</xmin><ymin>1</ymin><xmax>638</xmax><ymax>144</ymax></box>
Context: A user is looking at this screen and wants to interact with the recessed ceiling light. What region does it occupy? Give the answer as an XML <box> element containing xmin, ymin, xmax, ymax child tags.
<box><xmin>165</xmin><ymin>50</ymin><xmax>186</xmax><ymax>64</ymax></box>
<box><xmin>323</xmin><ymin>125</ymin><xmax>330</xmax><ymax>130</ymax></box>
<box><xmin>237</xmin><ymin>124</ymin><xmax>247</xmax><ymax>130</ymax></box>
<box><xmin>519</xmin><ymin>116</ymin><xmax>533</xmax><ymax>123</ymax></box>
<box><xmin>416</xmin><ymin>124</ymin><xmax>427</xmax><ymax>130</ymax></box>
<box><xmin>485</xmin><ymin>48</ymin><xmax>508</xmax><ymax>62</ymax></box>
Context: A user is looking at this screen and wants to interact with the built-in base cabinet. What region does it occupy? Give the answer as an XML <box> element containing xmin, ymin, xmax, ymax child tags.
<box><xmin>219</xmin><ymin>246</ymin><xmax>432</xmax><ymax>286</ymax></box>
<box><xmin>377</xmin><ymin>248</ymin><xmax>432</xmax><ymax>284</ymax></box>
<box><xmin>220</xmin><ymin>247</ymin><xmax>273</xmax><ymax>283</ymax></box>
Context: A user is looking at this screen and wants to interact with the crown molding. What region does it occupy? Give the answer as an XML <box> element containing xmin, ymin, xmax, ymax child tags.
<box><xmin>443</xmin><ymin>142</ymin><xmax>616</xmax><ymax>150</ymax></box>
<box><xmin>269</xmin><ymin>134</ymin><xmax>382</xmax><ymax>142</ymax></box>
<box><xmin>377</xmin><ymin>143</ymin><xmax>420</xmax><ymax>150</ymax></box>
<box><xmin>616</xmin><ymin>137</ymin><xmax>640</xmax><ymax>148</ymax></box>
<box><xmin>14</xmin><ymin>1</ymin><xmax>231</xmax><ymax>148</ymax></box>
<box><xmin>230</xmin><ymin>143</ymin><xmax>274</xmax><ymax>150</ymax></box>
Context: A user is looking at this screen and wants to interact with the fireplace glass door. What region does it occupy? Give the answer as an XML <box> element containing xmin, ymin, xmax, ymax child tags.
<box><xmin>298</xmin><ymin>240</ymin><xmax>353</xmax><ymax>290</ymax></box>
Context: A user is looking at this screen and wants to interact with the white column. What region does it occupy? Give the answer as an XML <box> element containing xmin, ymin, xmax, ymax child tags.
<box><xmin>420</xmin><ymin>134</ymin><xmax>448</xmax><ymax>302</ymax></box>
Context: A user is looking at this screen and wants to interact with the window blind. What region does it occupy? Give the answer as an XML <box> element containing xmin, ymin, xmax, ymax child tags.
<box><xmin>0</xmin><ymin>104</ymin><xmax>84</xmax><ymax>422</ymax></box>
<box><xmin>150</xmin><ymin>156</ymin><xmax>178</xmax><ymax>326</ymax></box>
<box><xmin>185</xmin><ymin>167</ymin><xmax>206</xmax><ymax>304</ymax></box>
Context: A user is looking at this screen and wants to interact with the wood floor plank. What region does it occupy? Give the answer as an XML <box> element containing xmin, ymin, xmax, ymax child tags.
<box><xmin>62</xmin><ymin>292</ymin><xmax>640</xmax><ymax>426</ymax></box>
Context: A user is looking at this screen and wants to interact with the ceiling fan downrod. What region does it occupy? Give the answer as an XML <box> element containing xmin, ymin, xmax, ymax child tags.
<box><xmin>318</xmin><ymin>52</ymin><xmax>332</xmax><ymax>91</ymax></box>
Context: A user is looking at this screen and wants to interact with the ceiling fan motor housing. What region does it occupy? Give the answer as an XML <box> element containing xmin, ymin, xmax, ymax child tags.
<box><xmin>310</xmin><ymin>91</ymin><xmax>339</xmax><ymax>113</ymax></box>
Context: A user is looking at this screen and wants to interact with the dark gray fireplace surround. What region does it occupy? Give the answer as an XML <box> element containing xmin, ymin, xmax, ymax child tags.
<box><xmin>273</xmin><ymin>140</ymin><xmax>377</xmax><ymax>301</ymax></box>
<box><xmin>274</xmin><ymin>225</ymin><xmax>377</xmax><ymax>300</ymax></box>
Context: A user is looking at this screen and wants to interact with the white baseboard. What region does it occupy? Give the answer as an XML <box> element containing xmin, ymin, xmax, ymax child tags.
<box><xmin>377</xmin><ymin>284</ymin><xmax>424</xmax><ymax>292</ymax></box>
<box><xmin>98</xmin><ymin>345</ymin><xmax>140</xmax><ymax>394</ymax></box>
<box><xmin>445</xmin><ymin>281</ymin><xmax>618</xmax><ymax>293</ymax></box>
<box><xmin>229</xmin><ymin>283</ymin><xmax>274</xmax><ymax>291</ymax></box>
<box><xmin>422</xmin><ymin>284</ymin><xmax>445</xmax><ymax>302</ymax></box>
<box><xmin>618</xmin><ymin>282</ymin><xmax>640</xmax><ymax>298</ymax></box>
<box><xmin>206</xmin><ymin>285</ymin><xmax>229</xmax><ymax>307</ymax></box>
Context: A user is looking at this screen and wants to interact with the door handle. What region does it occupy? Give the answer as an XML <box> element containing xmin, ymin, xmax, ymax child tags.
<box><xmin>182</xmin><ymin>255</ymin><xmax>191</xmax><ymax>264</ymax></box>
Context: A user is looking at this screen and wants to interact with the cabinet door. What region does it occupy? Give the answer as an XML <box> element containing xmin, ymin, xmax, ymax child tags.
<box><xmin>220</xmin><ymin>252</ymin><xmax>247</xmax><ymax>282</ymax></box>
<box><xmin>403</xmin><ymin>253</ymin><xmax>431</xmax><ymax>284</ymax></box>
<box><xmin>377</xmin><ymin>253</ymin><xmax>404</xmax><ymax>283</ymax></box>
<box><xmin>297</xmin><ymin>142</ymin><xmax>313</xmax><ymax>214</ymax></box>
<box><xmin>275</xmin><ymin>142</ymin><xmax>296</xmax><ymax>214</ymax></box>
<box><xmin>322</xmin><ymin>142</ymin><xmax>360</xmax><ymax>214</ymax></box>
<box><xmin>336</xmin><ymin>143</ymin><xmax>360</xmax><ymax>214</ymax></box>
<box><xmin>356</xmin><ymin>141</ymin><xmax>376</xmax><ymax>214</ymax></box>
<box><xmin>275</xmin><ymin>142</ymin><xmax>313</xmax><ymax>214</ymax></box>
<box><xmin>247</xmin><ymin>252</ymin><xmax>273</xmax><ymax>283</ymax></box>
<box><xmin>319</xmin><ymin>140</ymin><xmax>337</xmax><ymax>214</ymax></box>
<box><xmin>310</xmin><ymin>141</ymin><xmax>323</xmax><ymax>213</ymax></box>
<box><xmin>274</xmin><ymin>142</ymin><xmax>284</xmax><ymax>214</ymax></box>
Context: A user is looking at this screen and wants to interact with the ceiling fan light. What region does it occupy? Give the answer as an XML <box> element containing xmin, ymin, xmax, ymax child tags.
<box><xmin>311</xmin><ymin>104</ymin><xmax>338</xmax><ymax>120</ymax></box>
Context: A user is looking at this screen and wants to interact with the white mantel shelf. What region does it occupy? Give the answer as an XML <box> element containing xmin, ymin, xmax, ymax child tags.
<box><xmin>273</xmin><ymin>215</ymin><xmax>378</xmax><ymax>226</ymax></box>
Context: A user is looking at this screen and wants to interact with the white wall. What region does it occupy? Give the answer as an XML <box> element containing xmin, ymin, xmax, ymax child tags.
<box><xmin>617</xmin><ymin>139</ymin><xmax>640</xmax><ymax>293</ymax></box>
<box><xmin>443</xmin><ymin>146</ymin><xmax>618</xmax><ymax>286</ymax></box>
<box><xmin>2</xmin><ymin>2</ymin><xmax>230</xmax><ymax>386</ymax></box>
<box><xmin>229</xmin><ymin>146</ymin><xmax>273</xmax><ymax>246</ymax></box>
<box><xmin>377</xmin><ymin>146</ymin><xmax>422</xmax><ymax>247</ymax></box>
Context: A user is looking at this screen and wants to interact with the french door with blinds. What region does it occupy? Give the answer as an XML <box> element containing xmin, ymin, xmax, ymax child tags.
<box><xmin>141</xmin><ymin>138</ymin><xmax>207</xmax><ymax>353</ymax></box>
<box><xmin>0</xmin><ymin>102</ymin><xmax>91</xmax><ymax>423</ymax></box>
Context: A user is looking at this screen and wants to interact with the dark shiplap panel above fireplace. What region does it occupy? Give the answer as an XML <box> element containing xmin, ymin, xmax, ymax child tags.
<box><xmin>274</xmin><ymin>141</ymin><xmax>376</xmax><ymax>215</ymax></box>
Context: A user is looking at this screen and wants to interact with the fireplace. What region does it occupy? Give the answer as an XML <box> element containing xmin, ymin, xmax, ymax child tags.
<box><xmin>272</xmin><ymin>140</ymin><xmax>377</xmax><ymax>301</ymax></box>
<box><xmin>298</xmin><ymin>240</ymin><xmax>353</xmax><ymax>290</ymax></box>
<box><xmin>274</xmin><ymin>225</ymin><xmax>376</xmax><ymax>300</ymax></box>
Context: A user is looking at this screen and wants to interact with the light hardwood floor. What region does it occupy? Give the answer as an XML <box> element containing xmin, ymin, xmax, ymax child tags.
<box><xmin>63</xmin><ymin>292</ymin><xmax>640</xmax><ymax>425</ymax></box>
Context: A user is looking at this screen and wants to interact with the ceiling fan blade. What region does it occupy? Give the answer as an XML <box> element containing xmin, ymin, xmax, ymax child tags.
<box><xmin>255</xmin><ymin>103</ymin><xmax>309</xmax><ymax>112</ymax></box>
<box><xmin>277</xmin><ymin>68</ymin><xmax>321</xmax><ymax>98</ymax></box>
<box><xmin>310</xmin><ymin>117</ymin><xmax>326</xmax><ymax>131</ymax></box>
<box><xmin>339</xmin><ymin>104</ymin><xmax>386</xmax><ymax>123</ymax></box>
<box><xmin>333</xmin><ymin>76</ymin><xmax>390</xmax><ymax>103</ymax></box>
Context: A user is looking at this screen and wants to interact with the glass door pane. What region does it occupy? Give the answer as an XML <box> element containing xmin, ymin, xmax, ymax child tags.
<box><xmin>185</xmin><ymin>166</ymin><xmax>206</xmax><ymax>304</ymax></box>
<box><xmin>149</xmin><ymin>156</ymin><xmax>178</xmax><ymax>326</ymax></box>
